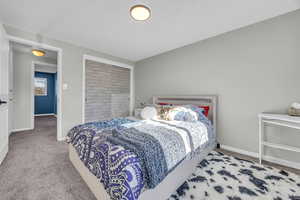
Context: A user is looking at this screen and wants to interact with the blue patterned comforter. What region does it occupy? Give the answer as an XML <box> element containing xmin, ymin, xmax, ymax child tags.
<box><xmin>108</xmin><ymin>119</ymin><xmax>215</xmax><ymax>189</ymax></box>
<box><xmin>66</xmin><ymin>118</ymin><xmax>144</xmax><ymax>200</ymax></box>
<box><xmin>67</xmin><ymin>117</ymin><xmax>215</xmax><ymax>200</ymax></box>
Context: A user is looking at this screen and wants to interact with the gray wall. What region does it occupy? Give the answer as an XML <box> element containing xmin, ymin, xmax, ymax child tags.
<box><xmin>85</xmin><ymin>60</ymin><xmax>130</xmax><ymax>122</ymax></box>
<box><xmin>12</xmin><ymin>50</ymin><xmax>56</xmax><ymax>130</ymax></box>
<box><xmin>135</xmin><ymin>10</ymin><xmax>300</xmax><ymax>162</ymax></box>
<box><xmin>35</xmin><ymin>64</ymin><xmax>57</xmax><ymax>73</ymax></box>
<box><xmin>5</xmin><ymin>25</ymin><xmax>134</xmax><ymax>139</ymax></box>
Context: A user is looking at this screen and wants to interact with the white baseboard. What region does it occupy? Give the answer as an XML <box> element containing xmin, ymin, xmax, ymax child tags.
<box><xmin>11</xmin><ymin>127</ymin><xmax>33</xmax><ymax>133</ymax></box>
<box><xmin>57</xmin><ymin>136</ymin><xmax>66</xmax><ymax>142</ymax></box>
<box><xmin>35</xmin><ymin>113</ymin><xmax>55</xmax><ymax>117</ymax></box>
<box><xmin>220</xmin><ymin>144</ymin><xmax>300</xmax><ymax>170</ymax></box>
<box><xmin>0</xmin><ymin>143</ymin><xmax>8</xmax><ymax>165</ymax></box>
<box><xmin>263</xmin><ymin>155</ymin><xmax>300</xmax><ymax>170</ymax></box>
<box><xmin>221</xmin><ymin>144</ymin><xmax>258</xmax><ymax>158</ymax></box>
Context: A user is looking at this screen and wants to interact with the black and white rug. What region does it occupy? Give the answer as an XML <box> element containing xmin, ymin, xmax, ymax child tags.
<box><xmin>169</xmin><ymin>151</ymin><xmax>300</xmax><ymax>200</ymax></box>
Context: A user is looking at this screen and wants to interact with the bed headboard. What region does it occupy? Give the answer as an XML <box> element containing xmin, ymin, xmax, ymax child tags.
<box><xmin>153</xmin><ymin>95</ymin><xmax>217</xmax><ymax>136</ymax></box>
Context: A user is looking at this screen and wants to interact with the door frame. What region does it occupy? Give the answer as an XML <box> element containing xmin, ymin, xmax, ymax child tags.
<box><xmin>82</xmin><ymin>54</ymin><xmax>134</xmax><ymax>123</ymax></box>
<box><xmin>32</xmin><ymin>61</ymin><xmax>57</xmax><ymax>128</ymax></box>
<box><xmin>7</xmin><ymin>35</ymin><xmax>64</xmax><ymax>141</ymax></box>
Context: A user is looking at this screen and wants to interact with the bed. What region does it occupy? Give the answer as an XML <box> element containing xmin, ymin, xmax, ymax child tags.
<box><xmin>67</xmin><ymin>95</ymin><xmax>217</xmax><ymax>200</ymax></box>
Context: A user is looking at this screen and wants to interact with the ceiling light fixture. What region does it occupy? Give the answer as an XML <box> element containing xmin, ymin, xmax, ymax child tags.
<box><xmin>32</xmin><ymin>49</ymin><xmax>46</xmax><ymax>57</ymax></box>
<box><xmin>130</xmin><ymin>5</ymin><xmax>151</xmax><ymax>21</ymax></box>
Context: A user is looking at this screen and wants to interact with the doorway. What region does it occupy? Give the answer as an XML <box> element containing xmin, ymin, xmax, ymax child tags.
<box><xmin>33</xmin><ymin>62</ymin><xmax>58</xmax><ymax>115</ymax></box>
<box><xmin>8</xmin><ymin>36</ymin><xmax>63</xmax><ymax>141</ymax></box>
<box><xmin>33</xmin><ymin>62</ymin><xmax>58</xmax><ymax>132</ymax></box>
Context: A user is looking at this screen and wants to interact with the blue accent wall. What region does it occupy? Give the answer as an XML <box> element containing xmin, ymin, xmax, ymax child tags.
<box><xmin>34</xmin><ymin>72</ymin><xmax>57</xmax><ymax>115</ymax></box>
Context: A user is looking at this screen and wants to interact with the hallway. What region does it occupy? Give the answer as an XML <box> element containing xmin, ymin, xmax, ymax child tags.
<box><xmin>0</xmin><ymin>116</ymin><xmax>96</xmax><ymax>200</ymax></box>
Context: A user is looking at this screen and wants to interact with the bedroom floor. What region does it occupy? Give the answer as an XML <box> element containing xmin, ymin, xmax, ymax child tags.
<box><xmin>0</xmin><ymin>116</ymin><xmax>97</xmax><ymax>200</ymax></box>
<box><xmin>0</xmin><ymin>116</ymin><xmax>299</xmax><ymax>200</ymax></box>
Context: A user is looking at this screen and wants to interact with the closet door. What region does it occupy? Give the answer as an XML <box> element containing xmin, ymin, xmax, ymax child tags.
<box><xmin>85</xmin><ymin>60</ymin><xmax>130</xmax><ymax>122</ymax></box>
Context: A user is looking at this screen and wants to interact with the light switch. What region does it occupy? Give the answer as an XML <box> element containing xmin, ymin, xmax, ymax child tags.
<box><xmin>63</xmin><ymin>83</ymin><xmax>68</xmax><ymax>90</ymax></box>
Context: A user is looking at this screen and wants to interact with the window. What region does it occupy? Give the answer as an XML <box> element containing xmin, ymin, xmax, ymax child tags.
<box><xmin>34</xmin><ymin>78</ymin><xmax>47</xmax><ymax>96</ymax></box>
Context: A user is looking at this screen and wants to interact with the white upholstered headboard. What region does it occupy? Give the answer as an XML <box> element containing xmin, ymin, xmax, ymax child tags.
<box><xmin>153</xmin><ymin>95</ymin><xmax>217</xmax><ymax>136</ymax></box>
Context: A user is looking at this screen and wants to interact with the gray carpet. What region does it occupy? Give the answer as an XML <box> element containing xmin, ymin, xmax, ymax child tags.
<box><xmin>1</xmin><ymin>117</ymin><xmax>299</xmax><ymax>200</ymax></box>
<box><xmin>0</xmin><ymin>116</ymin><xmax>96</xmax><ymax>200</ymax></box>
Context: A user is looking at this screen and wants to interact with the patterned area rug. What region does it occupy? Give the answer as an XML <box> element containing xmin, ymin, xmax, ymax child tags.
<box><xmin>169</xmin><ymin>151</ymin><xmax>300</xmax><ymax>200</ymax></box>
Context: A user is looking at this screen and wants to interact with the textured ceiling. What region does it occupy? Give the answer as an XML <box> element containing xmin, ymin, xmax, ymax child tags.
<box><xmin>1</xmin><ymin>0</ymin><xmax>300</xmax><ymax>61</ymax></box>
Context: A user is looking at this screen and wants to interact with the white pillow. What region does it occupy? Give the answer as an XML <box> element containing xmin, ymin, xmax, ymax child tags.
<box><xmin>140</xmin><ymin>106</ymin><xmax>157</xmax><ymax>120</ymax></box>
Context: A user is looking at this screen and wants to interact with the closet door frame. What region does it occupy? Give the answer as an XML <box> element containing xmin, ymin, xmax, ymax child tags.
<box><xmin>82</xmin><ymin>54</ymin><xmax>134</xmax><ymax>123</ymax></box>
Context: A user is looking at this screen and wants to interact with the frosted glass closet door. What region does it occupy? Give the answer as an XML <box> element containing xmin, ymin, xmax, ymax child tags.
<box><xmin>85</xmin><ymin>60</ymin><xmax>130</xmax><ymax>123</ymax></box>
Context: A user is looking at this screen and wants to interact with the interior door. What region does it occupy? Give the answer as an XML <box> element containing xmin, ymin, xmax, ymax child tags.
<box><xmin>8</xmin><ymin>44</ymin><xmax>13</xmax><ymax>134</ymax></box>
<box><xmin>0</xmin><ymin>23</ymin><xmax>9</xmax><ymax>165</ymax></box>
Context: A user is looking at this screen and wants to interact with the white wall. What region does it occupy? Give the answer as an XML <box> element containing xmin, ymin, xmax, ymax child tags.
<box><xmin>35</xmin><ymin>64</ymin><xmax>57</xmax><ymax>73</ymax></box>
<box><xmin>12</xmin><ymin>50</ymin><xmax>56</xmax><ymax>131</ymax></box>
<box><xmin>5</xmin><ymin>25</ymin><xmax>135</xmax><ymax>138</ymax></box>
<box><xmin>135</xmin><ymin>10</ymin><xmax>300</xmax><ymax>162</ymax></box>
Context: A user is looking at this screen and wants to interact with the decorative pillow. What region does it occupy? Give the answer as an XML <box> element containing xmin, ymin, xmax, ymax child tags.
<box><xmin>155</xmin><ymin>105</ymin><xmax>172</xmax><ymax>120</ymax></box>
<box><xmin>158</xmin><ymin>102</ymin><xmax>172</xmax><ymax>106</ymax></box>
<box><xmin>199</xmin><ymin>106</ymin><xmax>210</xmax><ymax>117</ymax></box>
<box><xmin>166</xmin><ymin>106</ymin><xmax>199</xmax><ymax>122</ymax></box>
<box><xmin>140</xmin><ymin>106</ymin><xmax>158</xmax><ymax>120</ymax></box>
<box><xmin>185</xmin><ymin>105</ymin><xmax>209</xmax><ymax>121</ymax></box>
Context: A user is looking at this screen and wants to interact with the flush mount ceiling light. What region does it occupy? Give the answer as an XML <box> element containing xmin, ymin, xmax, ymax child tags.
<box><xmin>32</xmin><ymin>49</ymin><xmax>45</xmax><ymax>57</ymax></box>
<box><xmin>130</xmin><ymin>5</ymin><xmax>151</xmax><ymax>21</ymax></box>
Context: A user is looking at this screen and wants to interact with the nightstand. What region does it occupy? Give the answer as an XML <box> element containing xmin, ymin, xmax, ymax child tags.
<box><xmin>258</xmin><ymin>113</ymin><xmax>300</xmax><ymax>164</ymax></box>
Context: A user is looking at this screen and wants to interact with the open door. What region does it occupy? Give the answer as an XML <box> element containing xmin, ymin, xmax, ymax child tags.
<box><xmin>0</xmin><ymin>23</ymin><xmax>9</xmax><ymax>165</ymax></box>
